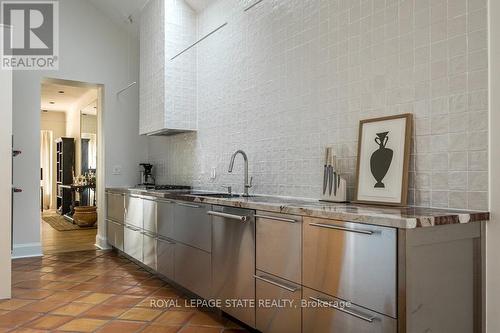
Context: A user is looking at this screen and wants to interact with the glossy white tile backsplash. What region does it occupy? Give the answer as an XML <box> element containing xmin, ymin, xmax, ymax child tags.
<box><xmin>147</xmin><ymin>0</ymin><xmax>488</xmax><ymax>209</ymax></box>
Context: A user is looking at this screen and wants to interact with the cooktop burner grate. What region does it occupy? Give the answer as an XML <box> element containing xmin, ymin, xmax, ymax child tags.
<box><xmin>153</xmin><ymin>184</ymin><xmax>191</xmax><ymax>190</ymax></box>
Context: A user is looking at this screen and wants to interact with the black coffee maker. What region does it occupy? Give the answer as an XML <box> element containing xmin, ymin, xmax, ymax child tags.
<box><xmin>139</xmin><ymin>163</ymin><xmax>155</xmax><ymax>186</ymax></box>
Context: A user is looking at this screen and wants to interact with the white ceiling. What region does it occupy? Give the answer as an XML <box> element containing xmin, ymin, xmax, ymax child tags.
<box><xmin>81</xmin><ymin>100</ymin><xmax>98</xmax><ymax>116</ymax></box>
<box><xmin>41</xmin><ymin>83</ymin><xmax>95</xmax><ymax>112</ymax></box>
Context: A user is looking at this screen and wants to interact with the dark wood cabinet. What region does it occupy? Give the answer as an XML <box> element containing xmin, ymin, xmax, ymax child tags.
<box><xmin>55</xmin><ymin>137</ymin><xmax>74</xmax><ymax>215</ymax></box>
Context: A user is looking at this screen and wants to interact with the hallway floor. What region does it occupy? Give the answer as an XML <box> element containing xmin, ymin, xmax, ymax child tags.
<box><xmin>42</xmin><ymin>211</ymin><xmax>97</xmax><ymax>254</ymax></box>
<box><xmin>2</xmin><ymin>250</ymin><xmax>248</xmax><ymax>332</ymax></box>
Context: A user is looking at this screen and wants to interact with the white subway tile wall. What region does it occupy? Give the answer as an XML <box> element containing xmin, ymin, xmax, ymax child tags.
<box><xmin>146</xmin><ymin>0</ymin><xmax>488</xmax><ymax>209</ymax></box>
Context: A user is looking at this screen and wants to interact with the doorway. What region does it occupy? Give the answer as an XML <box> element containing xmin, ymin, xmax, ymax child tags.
<box><xmin>39</xmin><ymin>78</ymin><xmax>102</xmax><ymax>254</ymax></box>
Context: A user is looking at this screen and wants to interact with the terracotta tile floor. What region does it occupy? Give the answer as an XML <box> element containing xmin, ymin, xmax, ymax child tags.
<box><xmin>2</xmin><ymin>250</ymin><xmax>250</xmax><ymax>333</ymax></box>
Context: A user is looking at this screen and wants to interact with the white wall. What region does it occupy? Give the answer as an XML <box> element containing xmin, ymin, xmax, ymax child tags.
<box><xmin>0</xmin><ymin>63</ymin><xmax>12</xmax><ymax>299</ymax></box>
<box><xmin>148</xmin><ymin>0</ymin><xmax>489</xmax><ymax>209</ymax></box>
<box><xmin>40</xmin><ymin>111</ymin><xmax>66</xmax><ymax>209</ymax></box>
<box><xmin>12</xmin><ymin>0</ymin><xmax>147</xmax><ymax>257</ymax></box>
<box><xmin>487</xmin><ymin>0</ymin><xmax>500</xmax><ymax>330</ymax></box>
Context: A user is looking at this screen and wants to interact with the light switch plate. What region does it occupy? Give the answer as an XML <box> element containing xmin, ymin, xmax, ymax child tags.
<box><xmin>112</xmin><ymin>165</ymin><xmax>122</xmax><ymax>175</ymax></box>
<box><xmin>210</xmin><ymin>167</ymin><xmax>217</xmax><ymax>180</ymax></box>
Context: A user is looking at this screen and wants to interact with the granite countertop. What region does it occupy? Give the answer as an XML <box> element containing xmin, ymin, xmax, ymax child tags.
<box><xmin>106</xmin><ymin>187</ymin><xmax>489</xmax><ymax>229</ymax></box>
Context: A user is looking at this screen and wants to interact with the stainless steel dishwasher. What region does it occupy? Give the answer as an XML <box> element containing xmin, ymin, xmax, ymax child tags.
<box><xmin>209</xmin><ymin>206</ymin><xmax>255</xmax><ymax>328</ymax></box>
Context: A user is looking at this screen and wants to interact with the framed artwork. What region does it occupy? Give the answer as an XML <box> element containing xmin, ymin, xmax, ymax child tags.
<box><xmin>354</xmin><ymin>114</ymin><xmax>413</xmax><ymax>206</ymax></box>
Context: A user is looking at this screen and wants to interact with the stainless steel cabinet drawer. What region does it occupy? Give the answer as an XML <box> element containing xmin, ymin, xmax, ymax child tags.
<box><xmin>157</xmin><ymin>237</ymin><xmax>175</xmax><ymax>280</ymax></box>
<box><xmin>106</xmin><ymin>192</ymin><xmax>124</xmax><ymax>223</ymax></box>
<box><xmin>106</xmin><ymin>219</ymin><xmax>124</xmax><ymax>251</ymax></box>
<box><xmin>157</xmin><ymin>200</ymin><xmax>174</xmax><ymax>239</ymax></box>
<box><xmin>124</xmin><ymin>224</ymin><xmax>143</xmax><ymax>262</ymax></box>
<box><xmin>303</xmin><ymin>217</ymin><xmax>397</xmax><ymax>317</ymax></box>
<box><xmin>255</xmin><ymin>271</ymin><xmax>301</xmax><ymax>333</ymax></box>
<box><xmin>143</xmin><ymin>198</ymin><xmax>157</xmax><ymax>233</ymax></box>
<box><xmin>303</xmin><ymin>288</ymin><xmax>397</xmax><ymax>333</ymax></box>
<box><xmin>125</xmin><ymin>195</ymin><xmax>143</xmax><ymax>229</ymax></box>
<box><xmin>256</xmin><ymin>212</ymin><xmax>302</xmax><ymax>283</ymax></box>
<box><xmin>143</xmin><ymin>231</ymin><xmax>157</xmax><ymax>270</ymax></box>
<box><xmin>174</xmin><ymin>242</ymin><xmax>211</xmax><ymax>299</ymax></box>
<box><xmin>173</xmin><ymin>202</ymin><xmax>211</xmax><ymax>252</ymax></box>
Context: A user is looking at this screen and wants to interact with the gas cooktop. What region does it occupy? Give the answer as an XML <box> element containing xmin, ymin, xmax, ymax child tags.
<box><xmin>136</xmin><ymin>184</ymin><xmax>191</xmax><ymax>191</ymax></box>
<box><xmin>154</xmin><ymin>184</ymin><xmax>191</xmax><ymax>191</ymax></box>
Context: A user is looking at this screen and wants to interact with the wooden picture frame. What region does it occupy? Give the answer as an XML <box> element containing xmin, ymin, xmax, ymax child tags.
<box><xmin>354</xmin><ymin>113</ymin><xmax>413</xmax><ymax>206</ymax></box>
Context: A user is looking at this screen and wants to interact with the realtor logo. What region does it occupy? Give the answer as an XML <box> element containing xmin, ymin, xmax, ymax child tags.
<box><xmin>1</xmin><ymin>1</ymin><xmax>59</xmax><ymax>70</ymax></box>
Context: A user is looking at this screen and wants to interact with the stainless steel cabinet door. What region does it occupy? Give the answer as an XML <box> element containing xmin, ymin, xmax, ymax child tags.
<box><xmin>303</xmin><ymin>217</ymin><xmax>397</xmax><ymax>317</ymax></box>
<box><xmin>106</xmin><ymin>192</ymin><xmax>124</xmax><ymax>223</ymax></box>
<box><xmin>124</xmin><ymin>225</ymin><xmax>143</xmax><ymax>262</ymax></box>
<box><xmin>174</xmin><ymin>242</ymin><xmax>211</xmax><ymax>299</ymax></box>
<box><xmin>255</xmin><ymin>271</ymin><xmax>301</xmax><ymax>333</ymax></box>
<box><xmin>256</xmin><ymin>212</ymin><xmax>302</xmax><ymax>283</ymax></box>
<box><xmin>106</xmin><ymin>220</ymin><xmax>124</xmax><ymax>251</ymax></box>
<box><xmin>157</xmin><ymin>200</ymin><xmax>174</xmax><ymax>239</ymax></box>
<box><xmin>173</xmin><ymin>202</ymin><xmax>211</xmax><ymax>252</ymax></box>
<box><xmin>106</xmin><ymin>219</ymin><xmax>116</xmax><ymax>248</ymax></box>
<box><xmin>125</xmin><ymin>195</ymin><xmax>143</xmax><ymax>229</ymax></box>
<box><xmin>303</xmin><ymin>288</ymin><xmax>397</xmax><ymax>333</ymax></box>
<box><xmin>143</xmin><ymin>198</ymin><xmax>157</xmax><ymax>233</ymax></box>
<box><xmin>115</xmin><ymin>223</ymin><xmax>124</xmax><ymax>252</ymax></box>
<box><xmin>211</xmin><ymin>206</ymin><xmax>255</xmax><ymax>328</ymax></box>
<box><xmin>157</xmin><ymin>237</ymin><xmax>175</xmax><ymax>280</ymax></box>
<box><xmin>143</xmin><ymin>231</ymin><xmax>157</xmax><ymax>270</ymax></box>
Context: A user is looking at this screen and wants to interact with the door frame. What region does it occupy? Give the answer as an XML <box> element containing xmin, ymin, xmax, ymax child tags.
<box><xmin>0</xmin><ymin>62</ymin><xmax>12</xmax><ymax>299</ymax></box>
<box><xmin>488</xmin><ymin>0</ymin><xmax>500</xmax><ymax>331</ymax></box>
<box><xmin>40</xmin><ymin>78</ymin><xmax>107</xmax><ymax>251</ymax></box>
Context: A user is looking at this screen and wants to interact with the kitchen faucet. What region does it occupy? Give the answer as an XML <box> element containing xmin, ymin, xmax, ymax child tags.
<box><xmin>228</xmin><ymin>150</ymin><xmax>253</xmax><ymax>197</ymax></box>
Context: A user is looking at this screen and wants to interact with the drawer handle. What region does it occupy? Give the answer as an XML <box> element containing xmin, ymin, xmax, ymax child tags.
<box><xmin>125</xmin><ymin>225</ymin><xmax>140</xmax><ymax>231</ymax></box>
<box><xmin>158</xmin><ymin>199</ymin><xmax>174</xmax><ymax>204</ymax></box>
<box><xmin>108</xmin><ymin>220</ymin><xmax>122</xmax><ymax>226</ymax></box>
<box><xmin>177</xmin><ymin>202</ymin><xmax>201</xmax><ymax>209</ymax></box>
<box><xmin>308</xmin><ymin>297</ymin><xmax>375</xmax><ymax>323</ymax></box>
<box><xmin>106</xmin><ymin>218</ymin><xmax>123</xmax><ymax>224</ymax></box>
<box><xmin>254</xmin><ymin>275</ymin><xmax>300</xmax><ymax>292</ymax></box>
<box><xmin>255</xmin><ymin>214</ymin><xmax>298</xmax><ymax>223</ymax></box>
<box><xmin>207</xmin><ymin>211</ymin><xmax>248</xmax><ymax>222</ymax></box>
<box><xmin>158</xmin><ymin>236</ymin><xmax>175</xmax><ymax>244</ymax></box>
<box><xmin>309</xmin><ymin>223</ymin><xmax>373</xmax><ymax>235</ymax></box>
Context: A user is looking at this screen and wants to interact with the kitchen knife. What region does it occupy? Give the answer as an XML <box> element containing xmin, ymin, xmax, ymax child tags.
<box><xmin>327</xmin><ymin>148</ymin><xmax>333</xmax><ymax>196</ymax></box>
<box><xmin>333</xmin><ymin>170</ymin><xmax>337</xmax><ymax>196</ymax></box>
<box><xmin>332</xmin><ymin>155</ymin><xmax>337</xmax><ymax>196</ymax></box>
<box><xmin>323</xmin><ymin>149</ymin><xmax>329</xmax><ymax>195</ymax></box>
<box><xmin>328</xmin><ymin>165</ymin><xmax>333</xmax><ymax>196</ymax></box>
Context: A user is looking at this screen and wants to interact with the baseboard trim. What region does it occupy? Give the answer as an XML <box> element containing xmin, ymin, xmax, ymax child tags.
<box><xmin>12</xmin><ymin>242</ymin><xmax>42</xmax><ymax>259</ymax></box>
<box><xmin>95</xmin><ymin>234</ymin><xmax>111</xmax><ymax>250</ymax></box>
